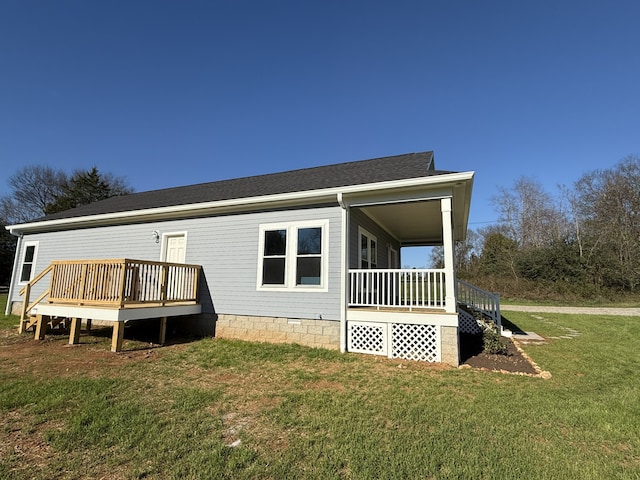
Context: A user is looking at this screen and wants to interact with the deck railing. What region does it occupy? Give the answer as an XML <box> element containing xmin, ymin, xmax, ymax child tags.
<box><xmin>349</xmin><ymin>269</ymin><xmax>446</xmax><ymax>310</ymax></box>
<box><xmin>20</xmin><ymin>258</ymin><xmax>201</xmax><ymax>315</ymax></box>
<box><xmin>47</xmin><ymin>259</ymin><xmax>201</xmax><ymax>307</ymax></box>
<box><xmin>456</xmin><ymin>279</ymin><xmax>501</xmax><ymax>328</ymax></box>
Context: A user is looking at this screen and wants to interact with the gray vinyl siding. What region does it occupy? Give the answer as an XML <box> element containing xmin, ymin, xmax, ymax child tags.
<box><xmin>349</xmin><ymin>208</ymin><xmax>401</xmax><ymax>269</ymax></box>
<box><xmin>10</xmin><ymin>205</ymin><xmax>344</xmax><ymax>321</ymax></box>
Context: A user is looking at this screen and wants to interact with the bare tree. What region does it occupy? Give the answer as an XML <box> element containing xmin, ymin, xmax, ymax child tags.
<box><xmin>558</xmin><ymin>184</ymin><xmax>585</xmax><ymax>258</ymax></box>
<box><xmin>0</xmin><ymin>165</ymin><xmax>66</xmax><ymax>224</ymax></box>
<box><xmin>429</xmin><ymin>229</ymin><xmax>481</xmax><ymax>273</ymax></box>
<box><xmin>573</xmin><ymin>155</ymin><xmax>640</xmax><ymax>289</ymax></box>
<box><xmin>1</xmin><ymin>165</ymin><xmax>133</xmax><ymax>223</ymax></box>
<box><xmin>491</xmin><ymin>177</ymin><xmax>568</xmax><ymax>249</ymax></box>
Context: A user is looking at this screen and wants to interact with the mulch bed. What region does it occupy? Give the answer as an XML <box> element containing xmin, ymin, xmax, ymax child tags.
<box><xmin>459</xmin><ymin>333</ymin><xmax>539</xmax><ymax>375</ymax></box>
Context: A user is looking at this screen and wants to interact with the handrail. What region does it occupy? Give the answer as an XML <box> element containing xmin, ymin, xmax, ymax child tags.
<box><xmin>18</xmin><ymin>263</ymin><xmax>53</xmax><ymax>297</ymax></box>
<box><xmin>456</xmin><ymin>279</ymin><xmax>501</xmax><ymax>329</ymax></box>
<box><xmin>18</xmin><ymin>264</ymin><xmax>54</xmax><ymax>333</ymax></box>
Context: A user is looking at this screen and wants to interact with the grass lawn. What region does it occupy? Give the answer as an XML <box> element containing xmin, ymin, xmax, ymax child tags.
<box><xmin>1</xmin><ymin>294</ymin><xmax>639</xmax><ymax>479</ymax></box>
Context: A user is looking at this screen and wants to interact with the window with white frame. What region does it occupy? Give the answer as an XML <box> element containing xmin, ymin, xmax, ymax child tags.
<box><xmin>19</xmin><ymin>242</ymin><xmax>39</xmax><ymax>283</ymax></box>
<box><xmin>258</xmin><ymin>221</ymin><xmax>328</xmax><ymax>290</ymax></box>
<box><xmin>358</xmin><ymin>227</ymin><xmax>377</xmax><ymax>269</ymax></box>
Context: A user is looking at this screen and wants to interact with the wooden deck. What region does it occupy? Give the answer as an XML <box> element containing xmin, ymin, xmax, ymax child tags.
<box><xmin>19</xmin><ymin>259</ymin><xmax>202</xmax><ymax>351</ymax></box>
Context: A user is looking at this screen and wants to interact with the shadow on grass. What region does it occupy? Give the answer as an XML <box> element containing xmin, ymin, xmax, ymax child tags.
<box><xmin>41</xmin><ymin>319</ymin><xmax>204</xmax><ymax>352</ymax></box>
<box><xmin>500</xmin><ymin>314</ymin><xmax>526</xmax><ymax>334</ymax></box>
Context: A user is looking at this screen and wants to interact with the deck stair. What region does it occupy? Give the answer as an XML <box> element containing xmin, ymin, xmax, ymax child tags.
<box><xmin>21</xmin><ymin>314</ymin><xmax>68</xmax><ymax>333</ymax></box>
<box><xmin>456</xmin><ymin>279</ymin><xmax>511</xmax><ymax>337</ymax></box>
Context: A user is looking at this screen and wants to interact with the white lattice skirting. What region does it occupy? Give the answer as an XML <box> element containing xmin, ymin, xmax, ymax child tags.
<box><xmin>347</xmin><ymin>321</ymin><xmax>441</xmax><ymax>362</ymax></box>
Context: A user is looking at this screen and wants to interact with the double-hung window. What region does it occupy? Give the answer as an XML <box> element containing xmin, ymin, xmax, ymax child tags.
<box><xmin>19</xmin><ymin>242</ymin><xmax>39</xmax><ymax>283</ymax></box>
<box><xmin>262</xmin><ymin>229</ymin><xmax>287</xmax><ymax>285</ymax></box>
<box><xmin>258</xmin><ymin>220</ymin><xmax>328</xmax><ymax>291</ymax></box>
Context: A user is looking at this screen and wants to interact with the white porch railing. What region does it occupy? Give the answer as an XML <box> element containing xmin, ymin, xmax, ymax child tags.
<box><xmin>348</xmin><ymin>269</ymin><xmax>446</xmax><ymax>310</ymax></box>
<box><xmin>456</xmin><ymin>279</ymin><xmax>501</xmax><ymax>329</ymax></box>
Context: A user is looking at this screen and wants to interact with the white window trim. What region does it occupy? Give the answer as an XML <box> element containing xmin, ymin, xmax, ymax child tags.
<box><xmin>388</xmin><ymin>245</ymin><xmax>399</xmax><ymax>269</ymax></box>
<box><xmin>257</xmin><ymin>219</ymin><xmax>329</xmax><ymax>292</ymax></box>
<box><xmin>358</xmin><ymin>226</ymin><xmax>378</xmax><ymax>269</ymax></box>
<box><xmin>18</xmin><ymin>241</ymin><xmax>39</xmax><ymax>284</ymax></box>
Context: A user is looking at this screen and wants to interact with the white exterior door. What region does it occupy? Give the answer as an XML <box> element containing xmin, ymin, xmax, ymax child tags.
<box><xmin>162</xmin><ymin>233</ymin><xmax>187</xmax><ymax>300</ymax></box>
<box><xmin>163</xmin><ymin>234</ymin><xmax>186</xmax><ymax>264</ymax></box>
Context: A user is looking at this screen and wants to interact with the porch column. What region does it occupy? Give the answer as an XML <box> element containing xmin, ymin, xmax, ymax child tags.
<box><xmin>441</xmin><ymin>198</ymin><xmax>456</xmax><ymax>313</ymax></box>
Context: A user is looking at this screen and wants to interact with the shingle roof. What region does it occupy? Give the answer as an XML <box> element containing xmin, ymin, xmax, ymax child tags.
<box><xmin>36</xmin><ymin>151</ymin><xmax>449</xmax><ymax>222</ymax></box>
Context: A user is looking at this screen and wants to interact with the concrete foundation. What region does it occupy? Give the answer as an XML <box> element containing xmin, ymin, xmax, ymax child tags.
<box><xmin>440</xmin><ymin>325</ymin><xmax>460</xmax><ymax>367</ymax></box>
<box><xmin>214</xmin><ymin>314</ymin><xmax>340</xmax><ymax>350</ymax></box>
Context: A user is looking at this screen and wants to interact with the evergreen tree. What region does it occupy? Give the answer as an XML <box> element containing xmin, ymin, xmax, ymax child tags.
<box><xmin>45</xmin><ymin>167</ymin><xmax>133</xmax><ymax>214</ymax></box>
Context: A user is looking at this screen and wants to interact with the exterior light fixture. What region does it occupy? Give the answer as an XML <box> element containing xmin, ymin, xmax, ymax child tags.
<box><xmin>151</xmin><ymin>230</ymin><xmax>160</xmax><ymax>243</ymax></box>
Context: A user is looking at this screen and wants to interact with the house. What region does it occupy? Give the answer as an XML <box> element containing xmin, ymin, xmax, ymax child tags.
<box><xmin>4</xmin><ymin>151</ymin><xmax>499</xmax><ymax>365</ymax></box>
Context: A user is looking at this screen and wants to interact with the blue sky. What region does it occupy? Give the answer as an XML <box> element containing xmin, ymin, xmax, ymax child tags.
<box><xmin>1</xmin><ymin>1</ymin><xmax>639</xmax><ymax>266</ymax></box>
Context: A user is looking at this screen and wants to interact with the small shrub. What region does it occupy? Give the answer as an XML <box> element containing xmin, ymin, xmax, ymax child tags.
<box><xmin>482</xmin><ymin>327</ymin><xmax>508</xmax><ymax>355</ymax></box>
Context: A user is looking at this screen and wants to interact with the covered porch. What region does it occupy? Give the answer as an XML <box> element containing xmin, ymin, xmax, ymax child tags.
<box><xmin>342</xmin><ymin>182</ymin><xmax>499</xmax><ymax>365</ymax></box>
<box><xmin>346</xmin><ymin>268</ymin><xmax>501</xmax><ymax>363</ymax></box>
<box><xmin>19</xmin><ymin>259</ymin><xmax>202</xmax><ymax>351</ymax></box>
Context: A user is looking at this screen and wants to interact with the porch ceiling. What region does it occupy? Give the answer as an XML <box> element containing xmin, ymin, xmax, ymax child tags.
<box><xmin>360</xmin><ymin>200</ymin><xmax>445</xmax><ymax>245</ymax></box>
<box><xmin>345</xmin><ymin>171</ymin><xmax>473</xmax><ymax>247</ymax></box>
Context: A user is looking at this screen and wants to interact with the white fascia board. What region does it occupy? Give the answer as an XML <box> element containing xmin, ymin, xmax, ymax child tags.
<box><xmin>6</xmin><ymin>171</ymin><xmax>475</xmax><ymax>235</ymax></box>
<box><xmin>34</xmin><ymin>303</ymin><xmax>202</xmax><ymax>322</ymax></box>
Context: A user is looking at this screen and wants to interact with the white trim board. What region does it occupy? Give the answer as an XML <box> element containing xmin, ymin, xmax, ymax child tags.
<box><xmin>31</xmin><ymin>304</ymin><xmax>202</xmax><ymax>322</ymax></box>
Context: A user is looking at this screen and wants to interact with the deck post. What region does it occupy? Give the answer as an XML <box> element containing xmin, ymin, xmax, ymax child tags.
<box><xmin>111</xmin><ymin>321</ymin><xmax>125</xmax><ymax>352</ymax></box>
<box><xmin>18</xmin><ymin>283</ymin><xmax>31</xmax><ymax>334</ymax></box>
<box><xmin>34</xmin><ymin>315</ymin><xmax>47</xmax><ymax>340</ymax></box>
<box><xmin>159</xmin><ymin>317</ymin><xmax>167</xmax><ymax>345</ymax></box>
<box><xmin>85</xmin><ymin>318</ymin><xmax>92</xmax><ymax>331</ymax></box>
<box><xmin>69</xmin><ymin>317</ymin><xmax>81</xmax><ymax>345</ymax></box>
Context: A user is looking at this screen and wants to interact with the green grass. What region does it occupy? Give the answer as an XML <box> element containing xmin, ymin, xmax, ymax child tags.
<box><xmin>1</xmin><ymin>294</ymin><xmax>639</xmax><ymax>479</ymax></box>
<box><xmin>0</xmin><ymin>293</ymin><xmax>20</xmax><ymax>330</ymax></box>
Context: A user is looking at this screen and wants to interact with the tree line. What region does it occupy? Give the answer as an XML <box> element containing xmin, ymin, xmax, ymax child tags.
<box><xmin>433</xmin><ymin>155</ymin><xmax>640</xmax><ymax>301</ymax></box>
<box><xmin>0</xmin><ymin>166</ymin><xmax>132</xmax><ymax>285</ymax></box>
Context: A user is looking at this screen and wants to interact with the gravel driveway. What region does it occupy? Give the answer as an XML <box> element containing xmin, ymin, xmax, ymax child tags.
<box><xmin>500</xmin><ymin>305</ymin><xmax>640</xmax><ymax>316</ymax></box>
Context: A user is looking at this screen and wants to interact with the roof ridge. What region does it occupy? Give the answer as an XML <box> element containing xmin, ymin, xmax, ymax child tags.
<box><xmin>130</xmin><ymin>151</ymin><xmax>433</xmax><ymax>196</ymax></box>
<box><xmin>21</xmin><ymin>151</ymin><xmax>440</xmax><ymax>224</ymax></box>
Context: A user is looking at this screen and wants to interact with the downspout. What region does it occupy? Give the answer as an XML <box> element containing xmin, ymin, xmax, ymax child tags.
<box><xmin>337</xmin><ymin>192</ymin><xmax>348</xmax><ymax>353</ymax></box>
<box><xmin>5</xmin><ymin>229</ymin><xmax>23</xmax><ymax>315</ymax></box>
